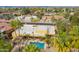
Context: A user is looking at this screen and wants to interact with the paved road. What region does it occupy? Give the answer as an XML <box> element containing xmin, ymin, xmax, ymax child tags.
<box><xmin>11</xmin><ymin>45</ymin><xmax>20</xmax><ymax>52</ymax></box>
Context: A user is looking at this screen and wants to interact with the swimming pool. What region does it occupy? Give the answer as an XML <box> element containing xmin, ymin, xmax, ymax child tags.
<box><xmin>30</xmin><ymin>42</ymin><xmax>45</xmax><ymax>49</ymax></box>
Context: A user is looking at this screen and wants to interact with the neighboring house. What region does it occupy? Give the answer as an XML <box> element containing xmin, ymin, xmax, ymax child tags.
<box><xmin>0</xmin><ymin>23</ymin><xmax>13</xmax><ymax>32</ymax></box>
<box><xmin>44</xmin><ymin>12</ymin><xmax>55</xmax><ymax>16</ymax></box>
<box><xmin>41</xmin><ymin>13</ymin><xmax>65</xmax><ymax>23</ymax></box>
<box><xmin>0</xmin><ymin>19</ymin><xmax>10</xmax><ymax>23</ymax></box>
<box><xmin>53</xmin><ymin>15</ymin><xmax>65</xmax><ymax>20</ymax></box>
<box><xmin>0</xmin><ymin>23</ymin><xmax>14</xmax><ymax>39</ymax></box>
<box><xmin>40</xmin><ymin>15</ymin><xmax>53</xmax><ymax>23</ymax></box>
<box><xmin>0</xmin><ymin>11</ymin><xmax>19</xmax><ymax>15</ymax></box>
<box><xmin>42</xmin><ymin>15</ymin><xmax>53</xmax><ymax>20</ymax></box>
<box><xmin>41</xmin><ymin>15</ymin><xmax>65</xmax><ymax>23</ymax></box>
<box><xmin>12</xmin><ymin>23</ymin><xmax>56</xmax><ymax>39</ymax></box>
<box><xmin>16</xmin><ymin>15</ymin><xmax>38</xmax><ymax>22</ymax></box>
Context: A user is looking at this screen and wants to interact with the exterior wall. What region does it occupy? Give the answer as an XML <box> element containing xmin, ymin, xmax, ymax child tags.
<box><xmin>34</xmin><ymin>25</ymin><xmax>48</xmax><ymax>36</ymax></box>
<box><xmin>49</xmin><ymin>26</ymin><xmax>56</xmax><ymax>35</ymax></box>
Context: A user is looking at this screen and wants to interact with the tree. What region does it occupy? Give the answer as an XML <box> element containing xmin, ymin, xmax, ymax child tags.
<box><xmin>20</xmin><ymin>8</ymin><xmax>31</xmax><ymax>15</ymax></box>
<box><xmin>70</xmin><ymin>12</ymin><xmax>79</xmax><ymax>26</ymax></box>
<box><xmin>0</xmin><ymin>38</ymin><xmax>13</xmax><ymax>52</ymax></box>
<box><xmin>70</xmin><ymin>15</ymin><xmax>79</xmax><ymax>25</ymax></box>
<box><xmin>53</xmin><ymin>19</ymin><xmax>72</xmax><ymax>52</ymax></box>
<box><xmin>53</xmin><ymin>19</ymin><xmax>79</xmax><ymax>52</ymax></box>
<box><xmin>36</xmin><ymin>12</ymin><xmax>44</xmax><ymax>19</ymax></box>
<box><xmin>69</xmin><ymin>26</ymin><xmax>79</xmax><ymax>51</ymax></box>
<box><xmin>10</xmin><ymin>19</ymin><xmax>23</xmax><ymax>36</ymax></box>
<box><xmin>0</xmin><ymin>14</ymin><xmax>15</xmax><ymax>20</ymax></box>
<box><xmin>31</xmin><ymin>18</ymin><xmax>40</xmax><ymax>22</ymax></box>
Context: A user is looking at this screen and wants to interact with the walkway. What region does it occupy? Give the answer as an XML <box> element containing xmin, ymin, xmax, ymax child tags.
<box><xmin>11</xmin><ymin>40</ymin><xmax>28</xmax><ymax>52</ymax></box>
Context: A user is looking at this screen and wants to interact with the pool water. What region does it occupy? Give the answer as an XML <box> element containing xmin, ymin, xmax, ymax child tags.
<box><xmin>30</xmin><ymin>42</ymin><xmax>45</xmax><ymax>49</ymax></box>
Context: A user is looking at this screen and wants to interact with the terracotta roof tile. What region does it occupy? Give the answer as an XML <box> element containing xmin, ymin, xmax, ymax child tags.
<box><xmin>0</xmin><ymin>19</ymin><xmax>10</xmax><ymax>23</ymax></box>
<box><xmin>0</xmin><ymin>23</ymin><xmax>13</xmax><ymax>31</ymax></box>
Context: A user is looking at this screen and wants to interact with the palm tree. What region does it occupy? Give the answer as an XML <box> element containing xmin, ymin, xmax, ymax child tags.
<box><xmin>54</xmin><ymin>21</ymin><xmax>79</xmax><ymax>52</ymax></box>
<box><xmin>53</xmin><ymin>19</ymin><xmax>72</xmax><ymax>52</ymax></box>
<box><xmin>10</xmin><ymin>19</ymin><xmax>23</xmax><ymax>37</ymax></box>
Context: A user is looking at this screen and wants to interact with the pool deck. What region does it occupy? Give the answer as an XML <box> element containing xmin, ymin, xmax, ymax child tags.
<box><xmin>42</xmin><ymin>47</ymin><xmax>57</xmax><ymax>52</ymax></box>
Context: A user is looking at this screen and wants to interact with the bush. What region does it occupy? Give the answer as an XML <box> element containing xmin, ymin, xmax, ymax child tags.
<box><xmin>22</xmin><ymin>44</ymin><xmax>41</xmax><ymax>52</ymax></box>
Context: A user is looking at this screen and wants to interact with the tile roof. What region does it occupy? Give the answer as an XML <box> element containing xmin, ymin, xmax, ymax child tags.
<box><xmin>0</xmin><ymin>23</ymin><xmax>13</xmax><ymax>32</ymax></box>
<box><xmin>42</xmin><ymin>15</ymin><xmax>53</xmax><ymax>20</ymax></box>
<box><xmin>0</xmin><ymin>19</ymin><xmax>10</xmax><ymax>23</ymax></box>
<box><xmin>53</xmin><ymin>15</ymin><xmax>64</xmax><ymax>20</ymax></box>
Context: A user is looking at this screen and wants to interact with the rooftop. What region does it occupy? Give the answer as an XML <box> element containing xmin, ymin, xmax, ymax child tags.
<box><xmin>53</xmin><ymin>15</ymin><xmax>65</xmax><ymax>20</ymax></box>
<box><xmin>22</xmin><ymin>22</ymin><xmax>55</xmax><ymax>25</ymax></box>
<box><xmin>0</xmin><ymin>19</ymin><xmax>10</xmax><ymax>23</ymax></box>
<box><xmin>0</xmin><ymin>23</ymin><xmax>13</xmax><ymax>32</ymax></box>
